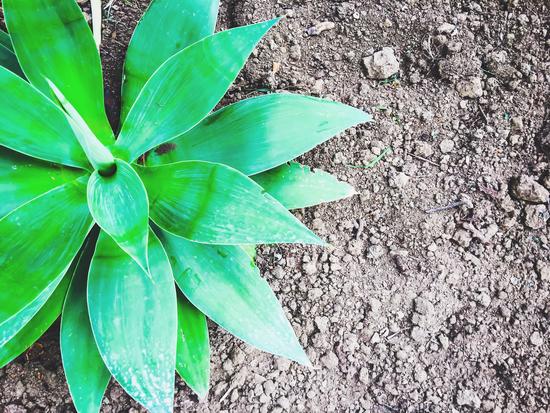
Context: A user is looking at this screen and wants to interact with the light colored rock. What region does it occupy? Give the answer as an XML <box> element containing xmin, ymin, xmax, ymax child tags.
<box><xmin>307</xmin><ymin>21</ymin><xmax>335</xmax><ymax>36</ymax></box>
<box><xmin>362</xmin><ymin>47</ymin><xmax>399</xmax><ymax>79</ymax></box>
<box><xmin>456</xmin><ymin>389</ymin><xmax>481</xmax><ymax>408</ymax></box>
<box><xmin>415</xmin><ymin>141</ymin><xmax>434</xmax><ymax>157</ymax></box>
<box><xmin>437</xmin><ymin>22</ymin><xmax>456</xmax><ymax>34</ymax></box>
<box><xmin>456</xmin><ymin>77</ymin><xmax>483</xmax><ymax>98</ymax></box>
<box><xmin>320</xmin><ymin>351</ymin><xmax>339</xmax><ymax>369</ymax></box>
<box><xmin>530</xmin><ymin>331</ymin><xmax>544</xmax><ymax>347</ymax></box>
<box><xmin>524</xmin><ymin>204</ymin><xmax>549</xmax><ymax>229</ymax></box>
<box><xmin>512</xmin><ymin>175</ymin><xmax>549</xmax><ymax>203</ymax></box>
<box><xmin>439</xmin><ymin>139</ymin><xmax>455</xmax><ymax>153</ymax></box>
<box><xmin>536</xmin><ymin>261</ymin><xmax>550</xmax><ymax>281</ymax></box>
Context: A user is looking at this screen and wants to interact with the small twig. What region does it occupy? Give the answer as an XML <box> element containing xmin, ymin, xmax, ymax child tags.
<box><xmin>409</xmin><ymin>153</ymin><xmax>440</xmax><ymax>167</ymax></box>
<box><xmin>425</xmin><ymin>200</ymin><xmax>464</xmax><ymax>214</ymax></box>
<box><xmin>477</xmin><ymin>104</ymin><xmax>488</xmax><ymax>124</ymax></box>
<box><xmin>219</xmin><ymin>386</ymin><xmax>233</xmax><ymax>403</ymax></box>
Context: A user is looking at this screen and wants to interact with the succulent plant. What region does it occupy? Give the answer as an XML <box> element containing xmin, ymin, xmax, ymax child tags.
<box><xmin>0</xmin><ymin>0</ymin><xmax>371</xmax><ymax>411</ymax></box>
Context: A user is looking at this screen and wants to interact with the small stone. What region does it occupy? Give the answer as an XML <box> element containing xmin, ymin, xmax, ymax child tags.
<box><xmin>530</xmin><ymin>331</ymin><xmax>544</xmax><ymax>347</ymax></box>
<box><xmin>415</xmin><ymin>141</ymin><xmax>434</xmax><ymax>157</ymax></box>
<box><xmin>391</xmin><ymin>172</ymin><xmax>410</xmax><ymax>188</ymax></box>
<box><xmin>278</xmin><ymin>396</ymin><xmax>291</xmax><ymax>410</ymax></box>
<box><xmin>347</xmin><ymin>239</ymin><xmax>364</xmax><ymax>256</ymax></box>
<box><xmin>524</xmin><ymin>204</ymin><xmax>549</xmax><ymax>229</ymax></box>
<box><xmin>439</xmin><ymin>139</ymin><xmax>455</xmax><ymax>153</ymax></box>
<box><xmin>367</xmin><ymin>245</ymin><xmax>385</xmax><ymax>259</ymax></box>
<box><xmin>456</xmin><ymin>77</ymin><xmax>483</xmax><ymax>98</ymax></box>
<box><xmin>308</xmin><ymin>288</ymin><xmax>323</xmax><ymax>300</ymax></box>
<box><xmin>456</xmin><ymin>389</ymin><xmax>482</xmax><ymax>408</ymax></box>
<box><xmin>320</xmin><ymin>351</ymin><xmax>339</xmax><ymax>369</ymax></box>
<box><xmin>414</xmin><ymin>297</ymin><xmax>434</xmax><ymax>315</ymax></box>
<box><xmin>307</xmin><ymin>21</ymin><xmax>335</xmax><ymax>36</ymax></box>
<box><xmin>438</xmin><ymin>334</ymin><xmax>450</xmax><ymax>349</ymax></box>
<box><xmin>289</xmin><ymin>45</ymin><xmax>302</xmax><ymax>61</ymax></box>
<box><xmin>411</xmin><ymin>326</ymin><xmax>428</xmax><ymax>342</ymax></box>
<box><xmin>437</xmin><ymin>22</ymin><xmax>456</xmax><ymax>34</ymax></box>
<box><xmin>314</xmin><ymin>316</ymin><xmax>330</xmax><ymax>333</ymax></box>
<box><xmin>511</xmin><ymin>175</ymin><xmax>549</xmax><ymax>203</ymax></box>
<box><xmin>475</xmin><ymin>292</ymin><xmax>491</xmax><ymax>308</ymax></box>
<box><xmin>362</xmin><ymin>47</ymin><xmax>399</xmax><ymax>79</ymax></box>
<box><xmin>453</xmin><ymin>229</ymin><xmax>472</xmax><ymax>248</ymax></box>
<box><xmin>414</xmin><ymin>366</ymin><xmax>428</xmax><ymax>383</ymax></box>
<box><xmin>536</xmin><ymin>261</ymin><xmax>550</xmax><ymax>281</ymax></box>
<box><xmin>303</xmin><ymin>260</ymin><xmax>317</xmax><ymax>275</ymax></box>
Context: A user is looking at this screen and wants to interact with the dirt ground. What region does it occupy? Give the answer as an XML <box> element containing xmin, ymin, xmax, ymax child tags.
<box><xmin>1</xmin><ymin>0</ymin><xmax>550</xmax><ymax>412</ymax></box>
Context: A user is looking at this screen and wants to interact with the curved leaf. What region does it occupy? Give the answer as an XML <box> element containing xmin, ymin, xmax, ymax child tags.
<box><xmin>176</xmin><ymin>294</ymin><xmax>210</xmax><ymax>399</ymax></box>
<box><xmin>0</xmin><ymin>255</ymin><xmax>74</xmax><ymax>368</ymax></box>
<box><xmin>253</xmin><ymin>162</ymin><xmax>357</xmax><ymax>209</ymax></box>
<box><xmin>61</xmin><ymin>234</ymin><xmax>110</xmax><ymax>413</ymax></box>
<box><xmin>137</xmin><ymin>161</ymin><xmax>324</xmax><ymax>245</ymax></box>
<box><xmin>3</xmin><ymin>0</ymin><xmax>114</xmax><ymax>144</ymax></box>
<box><xmin>122</xmin><ymin>0</ymin><xmax>220</xmax><ymax>122</ymax></box>
<box><xmin>116</xmin><ymin>19</ymin><xmax>278</xmax><ymax>162</ymax></box>
<box><xmin>87</xmin><ymin>160</ymin><xmax>150</xmax><ymax>273</ymax></box>
<box><xmin>145</xmin><ymin>93</ymin><xmax>372</xmax><ymax>175</ymax></box>
<box><xmin>0</xmin><ymin>149</ymin><xmax>84</xmax><ymax>219</ymax></box>
<box><xmin>0</xmin><ymin>66</ymin><xmax>89</xmax><ymax>168</ymax></box>
<box><xmin>0</xmin><ymin>177</ymin><xmax>92</xmax><ymax>334</ymax></box>
<box><xmin>158</xmin><ymin>231</ymin><xmax>310</xmax><ymax>366</ymax></box>
<box><xmin>0</xmin><ymin>43</ymin><xmax>23</xmax><ymax>77</ymax></box>
<box><xmin>88</xmin><ymin>230</ymin><xmax>177</xmax><ymax>413</ymax></box>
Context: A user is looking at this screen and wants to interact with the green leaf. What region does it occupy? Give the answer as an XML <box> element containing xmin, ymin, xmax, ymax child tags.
<box><xmin>0</xmin><ymin>66</ymin><xmax>89</xmax><ymax>169</ymax></box>
<box><xmin>158</xmin><ymin>231</ymin><xmax>310</xmax><ymax>366</ymax></box>
<box><xmin>137</xmin><ymin>161</ymin><xmax>324</xmax><ymax>245</ymax></box>
<box><xmin>0</xmin><ymin>29</ymin><xmax>13</xmax><ymax>50</ymax></box>
<box><xmin>253</xmin><ymin>162</ymin><xmax>357</xmax><ymax>209</ymax></box>
<box><xmin>145</xmin><ymin>93</ymin><xmax>372</xmax><ymax>175</ymax></box>
<box><xmin>3</xmin><ymin>0</ymin><xmax>114</xmax><ymax>144</ymax></box>
<box><xmin>176</xmin><ymin>294</ymin><xmax>210</xmax><ymax>399</ymax></box>
<box><xmin>121</xmin><ymin>0</ymin><xmax>220</xmax><ymax>122</ymax></box>
<box><xmin>0</xmin><ymin>43</ymin><xmax>23</xmax><ymax>77</ymax></box>
<box><xmin>88</xmin><ymin>230</ymin><xmax>177</xmax><ymax>413</ymax></box>
<box><xmin>0</xmin><ymin>149</ymin><xmax>84</xmax><ymax>219</ymax></box>
<box><xmin>87</xmin><ymin>160</ymin><xmax>150</xmax><ymax>273</ymax></box>
<box><xmin>241</xmin><ymin>245</ymin><xmax>257</xmax><ymax>259</ymax></box>
<box><xmin>61</xmin><ymin>234</ymin><xmax>110</xmax><ymax>413</ymax></box>
<box><xmin>116</xmin><ymin>19</ymin><xmax>278</xmax><ymax>162</ymax></box>
<box><xmin>0</xmin><ymin>177</ymin><xmax>92</xmax><ymax>337</ymax></box>
<box><xmin>0</xmin><ymin>254</ymin><xmax>74</xmax><ymax>368</ymax></box>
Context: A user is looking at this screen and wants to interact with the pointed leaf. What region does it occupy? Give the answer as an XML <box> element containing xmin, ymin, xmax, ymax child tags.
<box><xmin>116</xmin><ymin>19</ymin><xmax>278</xmax><ymax>162</ymax></box>
<box><xmin>0</xmin><ymin>66</ymin><xmax>89</xmax><ymax>168</ymax></box>
<box><xmin>88</xmin><ymin>230</ymin><xmax>177</xmax><ymax>413</ymax></box>
<box><xmin>145</xmin><ymin>93</ymin><xmax>372</xmax><ymax>175</ymax></box>
<box><xmin>0</xmin><ymin>256</ymin><xmax>74</xmax><ymax>368</ymax></box>
<box><xmin>137</xmin><ymin>161</ymin><xmax>324</xmax><ymax>245</ymax></box>
<box><xmin>0</xmin><ymin>29</ymin><xmax>13</xmax><ymax>50</ymax></box>
<box><xmin>253</xmin><ymin>162</ymin><xmax>357</xmax><ymax>209</ymax></box>
<box><xmin>61</xmin><ymin>234</ymin><xmax>110</xmax><ymax>413</ymax></box>
<box><xmin>122</xmin><ymin>0</ymin><xmax>220</xmax><ymax>122</ymax></box>
<box><xmin>158</xmin><ymin>231</ymin><xmax>310</xmax><ymax>365</ymax></box>
<box><xmin>0</xmin><ymin>149</ymin><xmax>84</xmax><ymax>219</ymax></box>
<box><xmin>0</xmin><ymin>177</ymin><xmax>92</xmax><ymax>336</ymax></box>
<box><xmin>176</xmin><ymin>294</ymin><xmax>210</xmax><ymax>399</ymax></box>
<box><xmin>0</xmin><ymin>43</ymin><xmax>23</xmax><ymax>77</ymax></box>
<box><xmin>3</xmin><ymin>0</ymin><xmax>114</xmax><ymax>144</ymax></box>
<box><xmin>87</xmin><ymin>160</ymin><xmax>150</xmax><ymax>273</ymax></box>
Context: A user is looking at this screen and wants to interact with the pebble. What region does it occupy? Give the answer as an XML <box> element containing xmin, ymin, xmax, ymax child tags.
<box><xmin>307</xmin><ymin>21</ymin><xmax>335</xmax><ymax>36</ymax></box>
<box><xmin>415</xmin><ymin>141</ymin><xmax>434</xmax><ymax>157</ymax></box>
<box><xmin>437</xmin><ymin>22</ymin><xmax>456</xmax><ymax>34</ymax></box>
<box><xmin>315</xmin><ymin>316</ymin><xmax>330</xmax><ymax>333</ymax></box>
<box><xmin>362</xmin><ymin>47</ymin><xmax>399</xmax><ymax>79</ymax></box>
<box><xmin>530</xmin><ymin>331</ymin><xmax>544</xmax><ymax>347</ymax></box>
<box><xmin>511</xmin><ymin>175</ymin><xmax>549</xmax><ymax>203</ymax></box>
<box><xmin>439</xmin><ymin>139</ymin><xmax>455</xmax><ymax>153</ymax></box>
<box><xmin>536</xmin><ymin>261</ymin><xmax>550</xmax><ymax>281</ymax></box>
<box><xmin>414</xmin><ymin>366</ymin><xmax>428</xmax><ymax>383</ymax></box>
<box><xmin>456</xmin><ymin>77</ymin><xmax>483</xmax><ymax>98</ymax></box>
<box><xmin>524</xmin><ymin>204</ymin><xmax>549</xmax><ymax>229</ymax></box>
<box><xmin>456</xmin><ymin>389</ymin><xmax>482</xmax><ymax>408</ymax></box>
<box><xmin>320</xmin><ymin>351</ymin><xmax>339</xmax><ymax>369</ymax></box>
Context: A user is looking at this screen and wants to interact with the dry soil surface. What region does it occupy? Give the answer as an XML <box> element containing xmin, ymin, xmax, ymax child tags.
<box><xmin>1</xmin><ymin>0</ymin><xmax>550</xmax><ymax>412</ymax></box>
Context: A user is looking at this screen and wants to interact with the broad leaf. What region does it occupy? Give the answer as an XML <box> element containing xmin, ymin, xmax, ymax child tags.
<box><xmin>61</xmin><ymin>234</ymin><xmax>110</xmax><ymax>413</ymax></box>
<box><xmin>0</xmin><ymin>268</ymin><xmax>72</xmax><ymax>368</ymax></box>
<box><xmin>0</xmin><ymin>177</ymin><xmax>92</xmax><ymax>337</ymax></box>
<box><xmin>137</xmin><ymin>161</ymin><xmax>324</xmax><ymax>245</ymax></box>
<box><xmin>0</xmin><ymin>43</ymin><xmax>23</xmax><ymax>77</ymax></box>
<box><xmin>3</xmin><ymin>0</ymin><xmax>114</xmax><ymax>144</ymax></box>
<box><xmin>122</xmin><ymin>0</ymin><xmax>220</xmax><ymax>121</ymax></box>
<box><xmin>145</xmin><ymin>93</ymin><xmax>372</xmax><ymax>175</ymax></box>
<box><xmin>0</xmin><ymin>149</ymin><xmax>84</xmax><ymax>219</ymax></box>
<box><xmin>88</xmin><ymin>230</ymin><xmax>177</xmax><ymax>413</ymax></box>
<box><xmin>116</xmin><ymin>19</ymin><xmax>278</xmax><ymax>162</ymax></box>
<box><xmin>253</xmin><ymin>162</ymin><xmax>357</xmax><ymax>209</ymax></box>
<box><xmin>158</xmin><ymin>231</ymin><xmax>310</xmax><ymax>366</ymax></box>
<box><xmin>0</xmin><ymin>66</ymin><xmax>89</xmax><ymax>168</ymax></box>
<box><xmin>87</xmin><ymin>160</ymin><xmax>150</xmax><ymax>273</ymax></box>
<box><xmin>176</xmin><ymin>294</ymin><xmax>210</xmax><ymax>399</ymax></box>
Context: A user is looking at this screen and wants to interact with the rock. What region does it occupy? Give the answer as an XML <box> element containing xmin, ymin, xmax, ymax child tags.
<box><xmin>320</xmin><ymin>351</ymin><xmax>339</xmax><ymax>369</ymax></box>
<box><xmin>362</xmin><ymin>47</ymin><xmax>399</xmax><ymax>79</ymax></box>
<box><xmin>415</xmin><ymin>141</ymin><xmax>434</xmax><ymax>157</ymax></box>
<box><xmin>511</xmin><ymin>175</ymin><xmax>549</xmax><ymax>203</ymax></box>
<box><xmin>530</xmin><ymin>331</ymin><xmax>544</xmax><ymax>347</ymax></box>
<box><xmin>475</xmin><ymin>291</ymin><xmax>491</xmax><ymax>308</ymax></box>
<box><xmin>289</xmin><ymin>45</ymin><xmax>302</xmax><ymax>61</ymax></box>
<box><xmin>307</xmin><ymin>21</ymin><xmax>335</xmax><ymax>36</ymax></box>
<box><xmin>411</xmin><ymin>326</ymin><xmax>428</xmax><ymax>342</ymax></box>
<box><xmin>437</xmin><ymin>22</ymin><xmax>456</xmax><ymax>34</ymax></box>
<box><xmin>453</xmin><ymin>229</ymin><xmax>472</xmax><ymax>248</ymax></box>
<box><xmin>536</xmin><ymin>261</ymin><xmax>550</xmax><ymax>281</ymax></box>
<box><xmin>367</xmin><ymin>245</ymin><xmax>385</xmax><ymax>259</ymax></box>
<box><xmin>439</xmin><ymin>139</ymin><xmax>455</xmax><ymax>153</ymax></box>
<box><xmin>390</xmin><ymin>172</ymin><xmax>410</xmax><ymax>188</ymax></box>
<box><xmin>456</xmin><ymin>77</ymin><xmax>483</xmax><ymax>98</ymax></box>
<box><xmin>414</xmin><ymin>297</ymin><xmax>434</xmax><ymax>315</ymax></box>
<box><xmin>314</xmin><ymin>316</ymin><xmax>330</xmax><ymax>333</ymax></box>
<box><xmin>456</xmin><ymin>389</ymin><xmax>482</xmax><ymax>408</ymax></box>
<box><xmin>414</xmin><ymin>366</ymin><xmax>428</xmax><ymax>383</ymax></box>
<box><xmin>347</xmin><ymin>239</ymin><xmax>364</xmax><ymax>256</ymax></box>
<box><xmin>524</xmin><ymin>205</ymin><xmax>549</xmax><ymax>229</ymax></box>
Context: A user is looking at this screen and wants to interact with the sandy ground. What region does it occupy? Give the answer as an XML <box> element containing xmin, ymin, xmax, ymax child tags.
<box><xmin>1</xmin><ymin>0</ymin><xmax>550</xmax><ymax>412</ymax></box>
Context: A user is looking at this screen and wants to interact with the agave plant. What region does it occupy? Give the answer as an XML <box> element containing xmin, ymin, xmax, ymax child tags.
<box><xmin>0</xmin><ymin>0</ymin><xmax>371</xmax><ymax>411</ymax></box>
